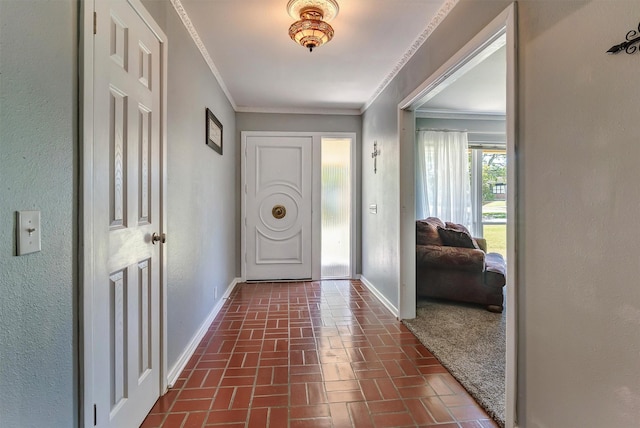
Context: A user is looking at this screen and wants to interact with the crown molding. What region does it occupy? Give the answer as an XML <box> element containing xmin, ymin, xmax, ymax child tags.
<box><xmin>361</xmin><ymin>0</ymin><xmax>460</xmax><ymax>113</ymax></box>
<box><xmin>235</xmin><ymin>106</ymin><xmax>362</xmax><ymax>116</ymax></box>
<box><xmin>170</xmin><ymin>0</ymin><xmax>238</xmax><ymax>110</ymax></box>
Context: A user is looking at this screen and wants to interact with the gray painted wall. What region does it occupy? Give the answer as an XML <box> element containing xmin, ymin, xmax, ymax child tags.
<box><xmin>4</xmin><ymin>0</ymin><xmax>639</xmax><ymax>426</ymax></box>
<box><xmin>362</xmin><ymin>0</ymin><xmax>640</xmax><ymax>426</ymax></box>
<box><xmin>143</xmin><ymin>1</ymin><xmax>238</xmax><ymax>368</ymax></box>
<box><xmin>0</xmin><ymin>1</ymin><xmax>78</xmax><ymax>427</ymax></box>
<box><xmin>236</xmin><ymin>112</ymin><xmax>363</xmax><ymax>274</ymax></box>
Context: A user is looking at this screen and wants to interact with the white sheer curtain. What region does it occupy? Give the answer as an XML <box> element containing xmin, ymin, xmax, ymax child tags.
<box><xmin>415</xmin><ymin>130</ymin><xmax>472</xmax><ymax>227</ymax></box>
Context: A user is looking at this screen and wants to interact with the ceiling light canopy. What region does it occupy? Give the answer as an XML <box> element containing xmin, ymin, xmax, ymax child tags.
<box><xmin>287</xmin><ymin>0</ymin><xmax>339</xmax><ymax>52</ymax></box>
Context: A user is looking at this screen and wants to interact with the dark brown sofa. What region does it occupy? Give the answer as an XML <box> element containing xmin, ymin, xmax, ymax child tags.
<box><xmin>416</xmin><ymin>217</ymin><xmax>506</xmax><ymax>312</ymax></box>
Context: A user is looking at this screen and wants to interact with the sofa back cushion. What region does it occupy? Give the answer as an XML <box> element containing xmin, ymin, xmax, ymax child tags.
<box><xmin>416</xmin><ymin>217</ymin><xmax>445</xmax><ymax>245</ymax></box>
<box><xmin>437</xmin><ymin>226</ymin><xmax>478</xmax><ymax>249</ymax></box>
<box><xmin>438</xmin><ymin>222</ymin><xmax>481</xmax><ymax>250</ymax></box>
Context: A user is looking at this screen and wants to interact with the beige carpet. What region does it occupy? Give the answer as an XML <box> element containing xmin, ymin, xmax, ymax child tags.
<box><xmin>402</xmin><ymin>299</ymin><xmax>505</xmax><ymax>427</ymax></box>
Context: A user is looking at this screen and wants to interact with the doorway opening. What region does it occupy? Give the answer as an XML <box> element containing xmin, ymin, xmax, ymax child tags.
<box><xmin>320</xmin><ymin>137</ymin><xmax>352</xmax><ymax>278</ymax></box>
<box><xmin>398</xmin><ymin>4</ymin><xmax>517</xmax><ymax>427</ymax></box>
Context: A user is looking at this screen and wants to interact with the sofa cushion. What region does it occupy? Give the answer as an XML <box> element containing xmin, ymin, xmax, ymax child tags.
<box><xmin>437</xmin><ymin>226</ymin><xmax>478</xmax><ymax>249</ymax></box>
<box><xmin>485</xmin><ymin>252</ymin><xmax>507</xmax><ymax>287</ymax></box>
<box><xmin>444</xmin><ymin>222</ymin><xmax>481</xmax><ymax>249</ymax></box>
<box><xmin>416</xmin><ymin>217</ymin><xmax>445</xmax><ymax>246</ymax></box>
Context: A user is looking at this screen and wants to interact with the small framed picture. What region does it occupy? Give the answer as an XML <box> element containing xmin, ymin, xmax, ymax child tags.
<box><xmin>205</xmin><ymin>108</ymin><xmax>223</xmax><ymax>155</ymax></box>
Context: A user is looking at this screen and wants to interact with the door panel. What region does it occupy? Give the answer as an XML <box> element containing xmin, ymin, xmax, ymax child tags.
<box><xmin>92</xmin><ymin>1</ymin><xmax>162</xmax><ymax>426</ymax></box>
<box><xmin>245</xmin><ymin>136</ymin><xmax>312</xmax><ymax>280</ymax></box>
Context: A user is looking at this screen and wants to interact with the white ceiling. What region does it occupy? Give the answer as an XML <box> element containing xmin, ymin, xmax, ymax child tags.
<box><xmin>176</xmin><ymin>0</ymin><xmax>452</xmax><ymax>114</ymax></box>
<box><xmin>417</xmin><ymin>44</ymin><xmax>506</xmax><ymax>116</ymax></box>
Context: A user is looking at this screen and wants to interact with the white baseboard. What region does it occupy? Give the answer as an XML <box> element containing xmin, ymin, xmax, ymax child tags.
<box><xmin>359</xmin><ymin>275</ymin><xmax>399</xmax><ymax>318</ymax></box>
<box><xmin>166</xmin><ymin>277</ymin><xmax>240</xmax><ymax>387</ymax></box>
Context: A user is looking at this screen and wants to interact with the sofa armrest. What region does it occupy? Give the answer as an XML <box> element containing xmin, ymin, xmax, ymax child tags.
<box><xmin>416</xmin><ymin>244</ymin><xmax>485</xmax><ymax>273</ymax></box>
<box><xmin>474</xmin><ymin>238</ymin><xmax>487</xmax><ymax>252</ymax></box>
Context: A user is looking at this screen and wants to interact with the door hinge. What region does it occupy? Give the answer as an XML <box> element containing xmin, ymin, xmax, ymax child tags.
<box><xmin>244</xmin><ymin>184</ymin><xmax>247</xmax><ymax>194</ymax></box>
<box><xmin>93</xmin><ymin>404</ymin><xmax>97</xmax><ymax>426</ymax></box>
<box><xmin>93</xmin><ymin>12</ymin><xmax>97</xmax><ymax>35</ymax></box>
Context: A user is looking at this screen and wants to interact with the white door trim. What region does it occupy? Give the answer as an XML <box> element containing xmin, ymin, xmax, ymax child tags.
<box><xmin>397</xmin><ymin>4</ymin><xmax>518</xmax><ymax>427</ymax></box>
<box><xmin>80</xmin><ymin>0</ymin><xmax>168</xmax><ymax>426</ymax></box>
<box><xmin>241</xmin><ymin>131</ymin><xmax>357</xmax><ymax>282</ymax></box>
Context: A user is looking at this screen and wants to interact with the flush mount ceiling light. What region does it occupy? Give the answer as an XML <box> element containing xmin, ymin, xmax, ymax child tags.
<box><xmin>287</xmin><ymin>0</ymin><xmax>339</xmax><ymax>52</ymax></box>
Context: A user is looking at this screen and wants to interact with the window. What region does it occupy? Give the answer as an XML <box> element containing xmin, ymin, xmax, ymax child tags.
<box><xmin>321</xmin><ymin>137</ymin><xmax>352</xmax><ymax>278</ymax></box>
<box><xmin>470</xmin><ymin>148</ymin><xmax>507</xmax><ymax>257</ymax></box>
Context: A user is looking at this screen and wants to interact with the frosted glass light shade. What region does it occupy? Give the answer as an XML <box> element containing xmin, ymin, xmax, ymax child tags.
<box><xmin>289</xmin><ymin>19</ymin><xmax>334</xmax><ymax>52</ymax></box>
<box><xmin>286</xmin><ymin>0</ymin><xmax>339</xmax><ymax>52</ymax></box>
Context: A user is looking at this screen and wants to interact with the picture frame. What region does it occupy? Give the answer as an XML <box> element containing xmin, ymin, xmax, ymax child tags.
<box><xmin>205</xmin><ymin>108</ymin><xmax>223</xmax><ymax>155</ymax></box>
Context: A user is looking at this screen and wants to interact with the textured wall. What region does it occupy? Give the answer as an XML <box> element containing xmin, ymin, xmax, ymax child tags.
<box><xmin>143</xmin><ymin>1</ymin><xmax>238</xmax><ymax>368</ymax></box>
<box><xmin>362</xmin><ymin>0</ymin><xmax>640</xmax><ymax>426</ymax></box>
<box><xmin>516</xmin><ymin>1</ymin><xmax>640</xmax><ymax>426</ymax></box>
<box><xmin>236</xmin><ymin>112</ymin><xmax>363</xmax><ymax>275</ymax></box>
<box><xmin>0</xmin><ymin>1</ymin><xmax>78</xmax><ymax>427</ymax></box>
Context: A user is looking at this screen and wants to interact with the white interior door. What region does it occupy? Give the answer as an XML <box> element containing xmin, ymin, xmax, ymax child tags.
<box><xmin>91</xmin><ymin>1</ymin><xmax>163</xmax><ymax>426</ymax></box>
<box><xmin>245</xmin><ymin>135</ymin><xmax>313</xmax><ymax>280</ymax></box>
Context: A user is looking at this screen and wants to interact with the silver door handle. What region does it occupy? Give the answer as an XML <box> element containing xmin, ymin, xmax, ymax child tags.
<box><xmin>151</xmin><ymin>232</ymin><xmax>166</xmax><ymax>244</ymax></box>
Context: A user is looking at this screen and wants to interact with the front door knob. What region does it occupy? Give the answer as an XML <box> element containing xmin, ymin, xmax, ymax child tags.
<box><xmin>151</xmin><ymin>232</ymin><xmax>166</xmax><ymax>244</ymax></box>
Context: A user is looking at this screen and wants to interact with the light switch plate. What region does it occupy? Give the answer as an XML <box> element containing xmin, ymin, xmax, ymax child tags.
<box><xmin>16</xmin><ymin>211</ymin><xmax>41</xmax><ymax>255</ymax></box>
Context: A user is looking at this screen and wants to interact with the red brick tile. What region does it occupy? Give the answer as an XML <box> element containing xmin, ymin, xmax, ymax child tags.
<box><xmin>252</xmin><ymin>394</ymin><xmax>289</xmax><ymax>407</ymax></box>
<box><xmin>184</xmin><ymin>370</ymin><xmax>208</xmax><ymax>388</ymax></box>
<box><xmin>211</xmin><ymin>388</ymin><xmax>234</xmax><ymax>410</ymax></box>
<box><xmin>307</xmin><ymin>382</ymin><xmax>327</xmax><ymax>404</ymax></box>
<box><xmin>375</xmin><ymin>378</ymin><xmax>400</xmax><ymax>400</ymax></box>
<box><xmin>371</xmin><ymin>411</ymin><xmax>415</xmax><ymax>428</ymax></box>
<box><xmin>178</xmin><ymin>388</ymin><xmax>217</xmax><ymax>400</ymax></box>
<box><xmin>206</xmin><ymin>409</ymin><xmax>248</xmax><ymax>425</ymax></box>
<box><xmin>247</xmin><ymin>408</ymin><xmax>268</xmax><ymax>428</ymax></box>
<box><xmin>290</xmin><ymin>383</ymin><xmax>309</xmax><ymax>406</ymax></box>
<box><xmin>231</xmin><ymin>386</ymin><xmax>253</xmax><ymax>409</ymax></box>
<box><xmin>201</xmin><ymin>369</ymin><xmax>224</xmax><ymax>388</ymax></box>
<box><xmin>220</xmin><ymin>376</ymin><xmax>255</xmax><ymax>387</ymax></box>
<box><xmin>171</xmin><ymin>399</ymin><xmax>212</xmax><ymax>412</ymax></box>
<box><xmin>329</xmin><ymin>402</ymin><xmax>351</xmax><ymax>426</ymax></box>
<box><xmin>418</xmin><ymin>365</ymin><xmax>450</xmax><ymax>375</ymax></box>
<box><xmin>272</xmin><ymin>366</ymin><xmax>289</xmax><ymax>384</ymax></box>
<box><xmin>254</xmin><ymin>384</ymin><xmax>288</xmax><ymax>396</ymax></box>
<box><xmin>150</xmin><ymin>390</ymin><xmax>178</xmax><ymax>413</ymax></box>
<box><xmin>268</xmin><ymin>407</ymin><xmax>288</xmax><ymax>427</ymax></box>
<box><xmin>290</xmin><ymin>419</ymin><xmax>332</xmax><ymax>428</ymax></box>
<box><xmin>183</xmin><ymin>411</ymin><xmax>207</xmax><ymax>428</ymax></box>
<box><xmin>398</xmin><ymin>384</ymin><xmax>437</xmax><ymax>399</ymax></box>
<box><xmin>255</xmin><ymin>367</ymin><xmax>274</xmax><ymax>385</ymax></box>
<box><xmin>324</xmin><ymin>380</ymin><xmax>359</xmax><ymax>392</ymax></box>
<box><xmin>368</xmin><ymin>399</ymin><xmax>406</xmax><ymax>414</ymax></box>
<box><xmin>143</xmin><ymin>281</ymin><xmax>496</xmax><ymax>428</ymax></box>
<box><xmin>404</xmin><ymin>398</ymin><xmax>437</xmax><ymax>425</ymax></box>
<box><xmin>326</xmin><ymin>389</ymin><xmax>365</xmax><ymax>403</ymax></box>
<box><xmin>161</xmin><ymin>413</ymin><xmax>187</xmax><ymax>428</ymax></box>
<box><xmin>290</xmin><ymin>404</ymin><xmax>331</xmax><ymax>419</ymax></box>
<box><xmin>291</xmin><ymin>373</ymin><xmax>323</xmax><ymax>383</ymax></box>
<box><xmin>440</xmin><ymin>394</ymin><xmax>477</xmax><ymax>407</ymax></box>
<box><xmin>140</xmin><ymin>413</ymin><xmax>164</xmax><ymax>428</ymax></box>
<box><xmin>449</xmin><ymin>405</ymin><xmax>491</xmax><ymax>421</ymax></box>
<box><xmin>347</xmin><ymin>401</ymin><xmax>374</xmax><ymax>428</ymax></box>
<box><xmin>359</xmin><ymin>379</ymin><xmax>383</xmax><ymax>401</ymax></box>
<box><xmin>422</xmin><ymin>396</ymin><xmax>455</xmax><ymax>423</ymax></box>
<box><xmin>225</xmin><ymin>367</ymin><xmax>257</xmax><ymax>377</ymax></box>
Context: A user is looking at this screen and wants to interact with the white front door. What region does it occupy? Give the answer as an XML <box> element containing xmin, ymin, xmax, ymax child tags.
<box><xmin>90</xmin><ymin>1</ymin><xmax>164</xmax><ymax>426</ymax></box>
<box><xmin>244</xmin><ymin>135</ymin><xmax>313</xmax><ymax>280</ymax></box>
